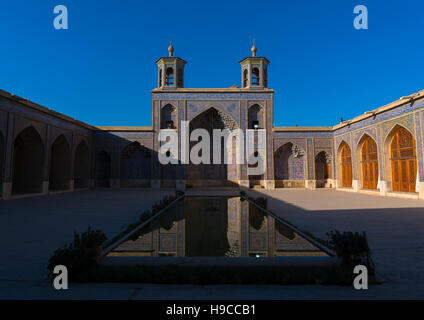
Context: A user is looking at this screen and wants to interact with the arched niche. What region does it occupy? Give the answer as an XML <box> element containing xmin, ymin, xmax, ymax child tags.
<box><xmin>12</xmin><ymin>126</ymin><xmax>45</xmax><ymax>194</ymax></box>
<box><xmin>120</xmin><ymin>141</ymin><xmax>151</xmax><ymax>187</ymax></box>
<box><xmin>274</xmin><ymin>142</ymin><xmax>305</xmax><ymax>188</ymax></box>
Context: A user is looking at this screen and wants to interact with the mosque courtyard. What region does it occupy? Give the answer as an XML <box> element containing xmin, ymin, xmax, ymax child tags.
<box><xmin>0</xmin><ymin>189</ymin><xmax>423</xmax><ymax>299</ymax></box>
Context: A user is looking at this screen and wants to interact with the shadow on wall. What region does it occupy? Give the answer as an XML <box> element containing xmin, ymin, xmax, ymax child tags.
<box><xmin>7</xmin><ymin>125</ymin><xmax>91</xmax><ymax>196</ymax></box>
<box><xmin>274</xmin><ymin>142</ymin><xmax>306</xmax><ymax>188</ymax></box>
<box><xmin>93</xmin><ymin>126</ymin><xmax>240</xmax><ymax>190</ymax></box>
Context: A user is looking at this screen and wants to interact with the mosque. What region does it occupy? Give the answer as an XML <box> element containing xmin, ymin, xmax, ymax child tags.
<box><xmin>1</xmin><ymin>43</ymin><xmax>423</xmax><ymax>200</ymax></box>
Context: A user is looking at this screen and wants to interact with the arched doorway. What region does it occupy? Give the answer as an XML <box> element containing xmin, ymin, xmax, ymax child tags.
<box><xmin>248</xmin><ymin>104</ymin><xmax>264</xmax><ymax>129</ymax></box>
<box><xmin>339</xmin><ymin>142</ymin><xmax>352</xmax><ymax>188</ymax></box>
<box><xmin>12</xmin><ymin>126</ymin><xmax>45</xmax><ymax>194</ymax></box>
<box><xmin>389</xmin><ymin>126</ymin><xmax>417</xmax><ymax>192</ymax></box>
<box><xmin>121</xmin><ymin>142</ymin><xmax>151</xmax><ymax>187</ymax></box>
<box><xmin>360</xmin><ymin>135</ymin><xmax>378</xmax><ymax>190</ymax></box>
<box><xmin>161</xmin><ymin>104</ymin><xmax>177</xmax><ymax>129</ymax></box>
<box><xmin>95</xmin><ymin>150</ymin><xmax>111</xmax><ymax>187</ymax></box>
<box><xmin>315</xmin><ymin>151</ymin><xmax>331</xmax><ymax>188</ymax></box>
<box><xmin>49</xmin><ymin>135</ymin><xmax>71</xmax><ymax>190</ymax></box>
<box><xmin>274</xmin><ymin>143</ymin><xmax>305</xmax><ymax>188</ymax></box>
<box><xmin>74</xmin><ymin>141</ymin><xmax>90</xmax><ymax>189</ymax></box>
<box><xmin>186</xmin><ymin>107</ymin><xmax>238</xmax><ymax>187</ymax></box>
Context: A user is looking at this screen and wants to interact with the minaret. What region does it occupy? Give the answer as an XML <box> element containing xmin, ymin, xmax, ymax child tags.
<box><xmin>156</xmin><ymin>40</ymin><xmax>187</xmax><ymax>89</ymax></box>
<box><xmin>239</xmin><ymin>40</ymin><xmax>270</xmax><ymax>89</ymax></box>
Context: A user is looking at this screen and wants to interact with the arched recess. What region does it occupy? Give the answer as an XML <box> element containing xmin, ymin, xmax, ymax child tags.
<box><xmin>95</xmin><ymin>150</ymin><xmax>111</xmax><ymax>187</ymax></box>
<box><xmin>274</xmin><ymin>142</ymin><xmax>305</xmax><ymax>188</ymax></box>
<box><xmin>161</xmin><ymin>104</ymin><xmax>177</xmax><ymax>129</ymax></box>
<box><xmin>165</xmin><ymin>67</ymin><xmax>174</xmax><ymax>86</ymax></box>
<box><xmin>248</xmin><ymin>104</ymin><xmax>264</xmax><ymax>129</ymax></box>
<box><xmin>120</xmin><ymin>141</ymin><xmax>151</xmax><ymax>187</ymax></box>
<box><xmin>243</xmin><ymin>69</ymin><xmax>248</xmax><ymax>88</ymax></box>
<box><xmin>357</xmin><ymin>134</ymin><xmax>378</xmax><ymax>190</ymax></box>
<box><xmin>12</xmin><ymin>126</ymin><xmax>45</xmax><ymax>194</ymax></box>
<box><xmin>0</xmin><ymin>131</ymin><xmax>4</xmax><ymax>196</ymax></box>
<box><xmin>338</xmin><ymin>141</ymin><xmax>353</xmax><ymax>188</ymax></box>
<box><xmin>74</xmin><ymin>141</ymin><xmax>90</xmax><ymax>189</ymax></box>
<box><xmin>315</xmin><ymin>151</ymin><xmax>331</xmax><ymax>188</ymax></box>
<box><xmin>186</xmin><ymin>107</ymin><xmax>239</xmax><ymax>188</ymax></box>
<box><xmin>49</xmin><ymin>135</ymin><xmax>71</xmax><ymax>190</ymax></box>
<box><xmin>384</xmin><ymin>125</ymin><xmax>417</xmax><ymax>193</ymax></box>
<box><xmin>251</xmin><ymin>67</ymin><xmax>260</xmax><ymax>86</ymax></box>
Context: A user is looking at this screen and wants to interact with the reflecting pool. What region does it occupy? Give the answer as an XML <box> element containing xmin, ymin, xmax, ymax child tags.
<box><xmin>107</xmin><ymin>197</ymin><xmax>328</xmax><ymax>257</ymax></box>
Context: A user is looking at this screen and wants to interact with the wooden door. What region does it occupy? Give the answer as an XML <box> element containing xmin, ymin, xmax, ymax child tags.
<box><xmin>340</xmin><ymin>142</ymin><xmax>353</xmax><ymax>187</ymax></box>
<box><xmin>390</xmin><ymin>126</ymin><xmax>417</xmax><ymax>192</ymax></box>
<box><xmin>361</xmin><ymin>136</ymin><xmax>378</xmax><ymax>189</ymax></box>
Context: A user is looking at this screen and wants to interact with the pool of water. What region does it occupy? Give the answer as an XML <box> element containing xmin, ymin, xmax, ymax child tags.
<box><xmin>107</xmin><ymin>197</ymin><xmax>328</xmax><ymax>258</ymax></box>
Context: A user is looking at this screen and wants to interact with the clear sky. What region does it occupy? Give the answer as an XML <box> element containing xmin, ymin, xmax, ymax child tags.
<box><xmin>0</xmin><ymin>0</ymin><xmax>422</xmax><ymax>127</ymax></box>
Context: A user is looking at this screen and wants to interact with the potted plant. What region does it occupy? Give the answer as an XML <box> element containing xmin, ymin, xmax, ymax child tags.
<box><xmin>81</xmin><ymin>227</ymin><xmax>107</xmax><ymax>258</ymax></box>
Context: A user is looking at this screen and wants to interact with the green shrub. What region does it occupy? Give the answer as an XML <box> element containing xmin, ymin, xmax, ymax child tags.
<box><xmin>139</xmin><ymin>210</ymin><xmax>151</xmax><ymax>222</ymax></box>
<box><xmin>81</xmin><ymin>227</ymin><xmax>107</xmax><ymax>248</ymax></box>
<box><xmin>47</xmin><ymin>245</ymin><xmax>97</xmax><ymax>281</ymax></box>
<box><xmin>327</xmin><ymin>230</ymin><xmax>375</xmax><ymax>274</ymax></box>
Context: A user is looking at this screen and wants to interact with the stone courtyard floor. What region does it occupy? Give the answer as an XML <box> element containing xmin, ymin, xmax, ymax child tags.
<box><xmin>1</xmin><ymin>188</ymin><xmax>424</xmax><ymax>299</ymax></box>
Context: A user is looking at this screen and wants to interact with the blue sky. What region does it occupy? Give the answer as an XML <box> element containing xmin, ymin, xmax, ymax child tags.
<box><xmin>0</xmin><ymin>0</ymin><xmax>422</xmax><ymax>127</ymax></box>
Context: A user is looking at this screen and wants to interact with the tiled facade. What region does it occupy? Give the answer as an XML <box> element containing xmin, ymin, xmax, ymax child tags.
<box><xmin>1</xmin><ymin>48</ymin><xmax>424</xmax><ymax>200</ymax></box>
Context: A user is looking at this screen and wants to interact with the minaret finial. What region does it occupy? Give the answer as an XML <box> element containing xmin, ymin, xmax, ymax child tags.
<box><xmin>251</xmin><ymin>38</ymin><xmax>257</xmax><ymax>57</ymax></box>
<box><xmin>168</xmin><ymin>38</ymin><xmax>174</xmax><ymax>57</ymax></box>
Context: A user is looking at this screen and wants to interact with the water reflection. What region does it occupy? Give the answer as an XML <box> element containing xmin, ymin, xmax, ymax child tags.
<box><xmin>108</xmin><ymin>197</ymin><xmax>326</xmax><ymax>257</ymax></box>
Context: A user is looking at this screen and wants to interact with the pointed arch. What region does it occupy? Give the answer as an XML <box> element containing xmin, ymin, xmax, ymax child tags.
<box><xmin>12</xmin><ymin>126</ymin><xmax>45</xmax><ymax>194</ymax></box>
<box><xmin>165</xmin><ymin>67</ymin><xmax>174</xmax><ymax>86</ymax></box>
<box><xmin>384</xmin><ymin>124</ymin><xmax>417</xmax><ymax>192</ymax></box>
<box><xmin>189</xmin><ymin>105</ymin><xmax>239</xmax><ymax>128</ymax></box>
<box><xmin>251</xmin><ymin>67</ymin><xmax>260</xmax><ymax>86</ymax></box>
<box><xmin>336</xmin><ymin>138</ymin><xmax>352</xmax><ymax>154</ymax></box>
<box><xmin>161</xmin><ymin>104</ymin><xmax>177</xmax><ymax>129</ymax></box>
<box><xmin>338</xmin><ymin>141</ymin><xmax>353</xmax><ymax>188</ymax></box>
<box><xmin>243</xmin><ymin>69</ymin><xmax>248</xmax><ymax>88</ymax></box>
<box><xmin>383</xmin><ymin>121</ymin><xmax>415</xmax><ymax>144</ymax></box>
<box><xmin>120</xmin><ymin>141</ymin><xmax>151</xmax><ymax>187</ymax></box>
<box><xmin>95</xmin><ymin>150</ymin><xmax>111</xmax><ymax>187</ymax></box>
<box><xmin>248</xmin><ymin>104</ymin><xmax>264</xmax><ymax>129</ymax></box>
<box><xmin>274</xmin><ymin>142</ymin><xmax>305</xmax><ymax>188</ymax></box>
<box><xmin>185</xmin><ymin>107</ymin><xmax>239</xmax><ymax>187</ymax></box>
<box><xmin>315</xmin><ymin>151</ymin><xmax>331</xmax><ymax>188</ymax></box>
<box><xmin>357</xmin><ymin>134</ymin><xmax>378</xmax><ymax>190</ymax></box>
<box><xmin>74</xmin><ymin>140</ymin><xmax>90</xmax><ymax>189</ymax></box>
